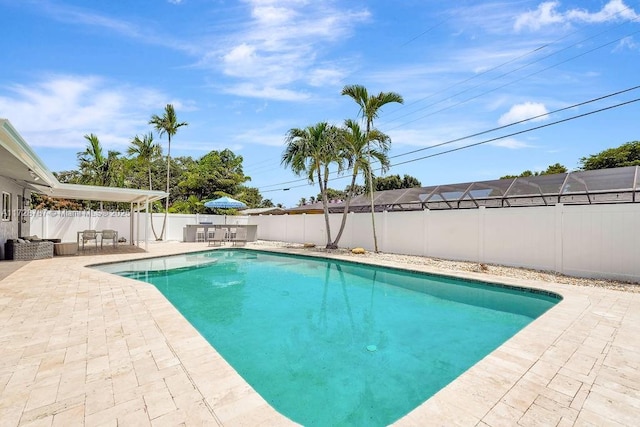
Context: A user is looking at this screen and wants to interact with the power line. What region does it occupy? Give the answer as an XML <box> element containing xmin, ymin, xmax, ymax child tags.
<box><xmin>383</xmin><ymin>6</ymin><xmax>638</xmax><ymax>124</ymax></box>
<box><xmin>389</xmin><ymin>85</ymin><xmax>640</xmax><ymax>160</ymax></box>
<box><xmin>257</xmin><ymin>86</ymin><xmax>640</xmax><ymax>192</ymax></box>
<box><xmin>386</xmin><ymin>26</ymin><xmax>640</xmax><ymax>130</ymax></box>
<box><xmin>390</xmin><ymin>97</ymin><xmax>640</xmax><ymax>168</ymax></box>
<box><xmin>399</xmin><ymin>19</ymin><xmax>448</xmax><ymax>47</ymax></box>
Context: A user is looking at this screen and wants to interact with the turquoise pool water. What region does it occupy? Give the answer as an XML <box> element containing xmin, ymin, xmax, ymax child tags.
<box><xmin>95</xmin><ymin>249</ymin><xmax>560</xmax><ymax>426</ymax></box>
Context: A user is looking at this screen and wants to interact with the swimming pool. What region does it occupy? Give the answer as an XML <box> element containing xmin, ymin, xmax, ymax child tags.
<box><xmin>95</xmin><ymin>249</ymin><xmax>561</xmax><ymax>425</ymax></box>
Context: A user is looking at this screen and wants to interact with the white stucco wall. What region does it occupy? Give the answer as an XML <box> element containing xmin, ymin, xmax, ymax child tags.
<box><xmin>0</xmin><ymin>176</ymin><xmax>29</xmax><ymax>259</ymax></box>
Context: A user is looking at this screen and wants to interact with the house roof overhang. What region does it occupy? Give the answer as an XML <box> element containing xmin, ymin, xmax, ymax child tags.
<box><xmin>0</xmin><ymin>118</ymin><xmax>167</xmax><ymax>204</ymax></box>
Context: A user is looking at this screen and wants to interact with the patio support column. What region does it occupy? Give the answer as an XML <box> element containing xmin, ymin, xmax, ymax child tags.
<box><xmin>136</xmin><ymin>201</ymin><xmax>141</xmax><ymax>247</ymax></box>
<box><xmin>129</xmin><ymin>202</ymin><xmax>134</xmax><ymax>246</ymax></box>
<box><xmin>144</xmin><ymin>198</ymin><xmax>149</xmax><ymax>251</ymax></box>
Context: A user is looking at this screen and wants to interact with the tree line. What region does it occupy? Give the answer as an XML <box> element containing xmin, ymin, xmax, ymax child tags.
<box><xmin>501</xmin><ymin>141</ymin><xmax>640</xmax><ymax>178</ymax></box>
<box><xmin>34</xmin><ymin>104</ymin><xmax>276</xmax><ymax>240</ymax></box>
<box><xmin>297</xmin><ymin>173</ymin><xmax>422</xmax><ymax>206</ymax></box>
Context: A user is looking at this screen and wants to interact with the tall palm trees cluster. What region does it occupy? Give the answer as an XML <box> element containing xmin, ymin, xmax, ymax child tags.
<box><xmin>75</xmin><ymin>104</ymin><xmax>187</xmax><ymax>241</ymax></box>
<box><xmin>282</xmin><ymin>84</ymin><xmax>404</xmax><ymax>251</ymax></box>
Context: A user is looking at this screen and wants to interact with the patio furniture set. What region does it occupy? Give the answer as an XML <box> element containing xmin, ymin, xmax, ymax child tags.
<box><xmin>4</xmin><ymin>237</ymin><xmax>60</xmax><ymax>260</ymax></box>
<box><xmin>196</xmin><ymin>226</ymin><xmax>247</xmax><ymax>246</ymax></box>
<box><xmin>184</xmin><ymin>224</ymin><xmax>256</xmax><ymax>244</ymax></box>
<box><xmin>77</xmin><ymin>229</ymin><xmax>119</xmax><ymax>251</ymax></box>
<box><xmin>3</xmin><ymin>229</ymin><xmax>120</xmax><ymax>260</ymax></box>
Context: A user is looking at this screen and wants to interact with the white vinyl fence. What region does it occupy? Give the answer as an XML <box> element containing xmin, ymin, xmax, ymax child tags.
<box><xmin>29</xmin><ymin>204</ymin><xmax>640</xmax><ymax>282</ymax></box>
<box><xmin>249</xmin><ymin>204</ymin><xmax>640</xmax><ymax>283</ymax></box>
<box><xmin>29</xmin><ymin>210</ymin><xmax>250</xmax><ymax>244</ymax></box>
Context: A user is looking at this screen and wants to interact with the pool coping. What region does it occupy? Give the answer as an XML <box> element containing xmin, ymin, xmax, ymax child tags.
<box><xmin>1</xmin><ymin>242</ymin><xmax>639</xmax><ymax>425</ymax></box>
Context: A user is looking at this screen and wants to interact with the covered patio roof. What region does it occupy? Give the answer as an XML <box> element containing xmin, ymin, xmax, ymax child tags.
<box><xmin>31</xmin><ymin>182</ymin><xmax>167</xmax><ymax>205</ymax></box>
<box><xmin>0</xmin><ymin>118</ymin><xmax>167</xmax><ymax>204</ymax></box>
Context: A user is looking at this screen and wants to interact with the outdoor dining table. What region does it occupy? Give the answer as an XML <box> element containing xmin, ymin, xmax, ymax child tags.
<box><xmin>183</xmin><ymin>224</ymin><xmax>257</xmax><ymax>242</ymax></box>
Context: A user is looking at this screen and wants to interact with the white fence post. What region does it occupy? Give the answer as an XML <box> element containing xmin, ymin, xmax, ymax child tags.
<box><xmin>422</xmin><ymin>209</ymin><xmax>429</xmax><ymax>257</ymax></box>
<box><xmin>302</xmin><ymin>213</ymin><xmax>306</xmax><ymax>243</ymax></box>
<box><xmin>554</xmin><ymin>203</ymin><xmax>564</xmax><ymax>275</ymax></box>
<box><xmin>478</xmin><ymin>206</ymin><xmax>485</xmax><ymax>264</ymax></box>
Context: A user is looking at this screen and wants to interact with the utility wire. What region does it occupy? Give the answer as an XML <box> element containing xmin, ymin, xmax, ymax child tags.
<box><xmin>250</xmin><ymin>8</ymin><xmax>638</xmax><ymax>185</ymax></box>
<box><xmin>261</xmin><ymin>96</ymin><xmax>640</xmax><ymax>193</ymax></box>
<box><xmin>399</xmin><ymin>19</ymin><xmax>448</xmax><ymax>47</ymax></box>
<box><xmin>386</xmin><ymin>27</ymin><xmax>640</xmax><ymax>130</ymax></box>
<box><xmin>390</xmin><ymin>85</ymin><xmax>640</xmax><ymax>160</ymax></box>
<box><xmin>390</xmin><ymin>97</ymin><xmax>640</xmax><ymax>168</ymax></box>
<box><xmin>384</xmin><ymin>6</ymin><xmax>637</xmax><ymax>123</ymax></box>
<box><xmin>257</xmin><ymin>86</ymin><xmax>640</xmax><ymax>191</ymax></box>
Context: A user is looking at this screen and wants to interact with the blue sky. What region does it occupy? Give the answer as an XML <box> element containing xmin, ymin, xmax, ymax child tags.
<box><xmin>1</xmin><ymin>0</ymin><xmax>639</xmax><ymax>207</ymax></box>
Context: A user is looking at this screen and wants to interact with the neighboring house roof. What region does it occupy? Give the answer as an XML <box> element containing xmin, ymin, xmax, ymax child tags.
<box><xmin>0</xmin><ymin>119</ymin><xmax>167</xmax><ymax>204</ymax></box>
<box><xmin>285</xmin><ymin>202</ymin><xmax>345</xmax><ymax>214</ymax></box>
<box><xmin>243</xmin><ymin>207</ymin><xmax>286</xmax><ymax>215</ymax></box>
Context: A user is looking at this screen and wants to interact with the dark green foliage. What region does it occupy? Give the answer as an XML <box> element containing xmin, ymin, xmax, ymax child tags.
<box><xmin>500</xmin><ymin>163</ymin><xmax>568</xmax><ymax>179</ymax></box>
<box><xmin>580</xmin><ymin>141</ymin><xmax>640</xmax><ymax>170</ymax></box>
<box><xmin>374</xmin><ymin>174</ymin><xmax>421</xmax><ymax>191</ymax></box>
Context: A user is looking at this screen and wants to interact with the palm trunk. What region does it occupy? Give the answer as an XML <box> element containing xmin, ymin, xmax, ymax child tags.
<box><xmin>160</xmin><ymin>136</ymin><xmax>171</xmax><ymax>241</ymax></box>
<box><xmin>331</xmin><ymin>171</ymin><xmax>358</xmax><ymax>247</ymax></box>
<box><xmin>148</xmin><ymin>166</ymin><xmax>159</xmax><ymax>240</ymax></box>
<box><xmin>318</xmin><ymin>167</ymin><xmax>333</xmax><ymax>248</ymax></box>
<box><xmin>366</xmin><ymin>141</ymin><xmax>379</xmax><ymax>253</ymax></box>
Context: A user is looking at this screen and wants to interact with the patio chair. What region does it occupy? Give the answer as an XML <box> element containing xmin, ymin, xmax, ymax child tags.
<box><xmin>101</xmin><ymin>229</ymin><xmax>118</xmax><ymax>248</ymax></box>
<box><xmin>208</xmin><ymin>228</ymin><xmax>227</xmax><ymax>246</ymax></box>
<box><xmin>81</xmin><ymin>230</ymin><xmax>98</xmax><ymax>251</ymax></box>
<box><xmin>195</xmin><ymin>227</ymin><xmax>206</xmax><ymax>242</ymax></box>
<box><xmin>231</xmin><ymin>227</ymin><xmax>247</xmax><ymax>246</ymax></box>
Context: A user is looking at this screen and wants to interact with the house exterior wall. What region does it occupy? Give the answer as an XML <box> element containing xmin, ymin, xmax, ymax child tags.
<box><xmin>0</xmin><ymin>175</ymin><xmax>29</xmax><ymax>259</ymax></box>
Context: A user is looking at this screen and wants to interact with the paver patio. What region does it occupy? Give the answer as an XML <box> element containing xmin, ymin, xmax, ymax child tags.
<box><xmin>0</xmin><ymin>242</ymin><xmax>639</xmax><ymax>426</ymax></box>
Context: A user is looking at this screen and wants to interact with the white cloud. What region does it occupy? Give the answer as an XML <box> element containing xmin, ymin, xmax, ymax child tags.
<box><xmin>27</xmin><ymin>0</ymin><xmax>370</xmax><ymax>101</ymax></box>
<box><xmin>307</xmin><ymin>68</ymin><xmax>346</xmax><ymax>87</ymax></box>
<box><xmin>615</xmin><ymin>36</ymin><xmax>638</xmax><ymax>51</ymax></box>
<box><xmin>488</xmin><ymin>138</ymin><xmax>532</xmax><ymax>149</ymax></box>
<box><xmin>566</xmin><ymin>0</ymin><xmax>637</xmax><ymax>23</ymax></box>
<box><xmin>35</xmin><ymin>1</ymin><xmax>199</xmax><ymax>55</ymax></box>
<box><xmin>222</xmin><ymin>83</ymin><xmax>310</xmax><ymax>101</ymax></box>
<box><xmin>211</xmin><ymin>1</ymin><xmax>371</xmax><ymax>100</ymax></box>
<box><xmin>514</xmin><ymin>1</ymin><xmax>565</xmax><ymax>31</ymax></box>
<box><xmin>515</xmin><ymin>0</ymin><xmax>638</xmax><ymax>32</ymax></box>
<box><xmin>0</xmin><ymin>75</ymin><xmax>174</xmax><ymax>149</ymax></box>
<box><xmin>498</xmin><ymin>102</ymin><xmax>549</xmax><ymax>126</ymax></box>
<box><xmin>251</xmin><ymin>5</ymin><xmax>297</xmax><ymax>25</ymax></box>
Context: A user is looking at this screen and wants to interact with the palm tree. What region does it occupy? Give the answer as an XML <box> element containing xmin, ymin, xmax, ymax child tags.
<box><xmin>77</xmin><ymin>133</ymin><xmax>107</xmax><ymax>186</ymax></box>
<box><xmin>149</xmin><ymin>104</ymin><xmax>188</xmax><ymax>240</ymax></box>
<box><xmin>128</xmin><ymin>132</ymin><xmax>162</xmax><ymax>239</ymax></box>
<box><xmin>282</xmin><ymin>122</ymin><xmax>343</xmax><ymax>248</ymax></box>
<box><xmin>331</xmin><ymin>119</ymin><xmax>390</xmax><ymax>247</ymax></box>
<box><xmin>341</xmin><ymin>84</ymin><xmax>404</xmax><ymax>252</ymax></box>
<box><xmin>104</xmin><ymin>149</ymin><xmax>124</xmax><ymax>187</ymax></box>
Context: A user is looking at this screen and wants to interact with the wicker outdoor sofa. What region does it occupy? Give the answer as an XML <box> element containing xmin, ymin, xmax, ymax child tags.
<box><xmin>4</xmin><ymin>238</ymin><xmax>60</xmax><ymax>260</ymax></box>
